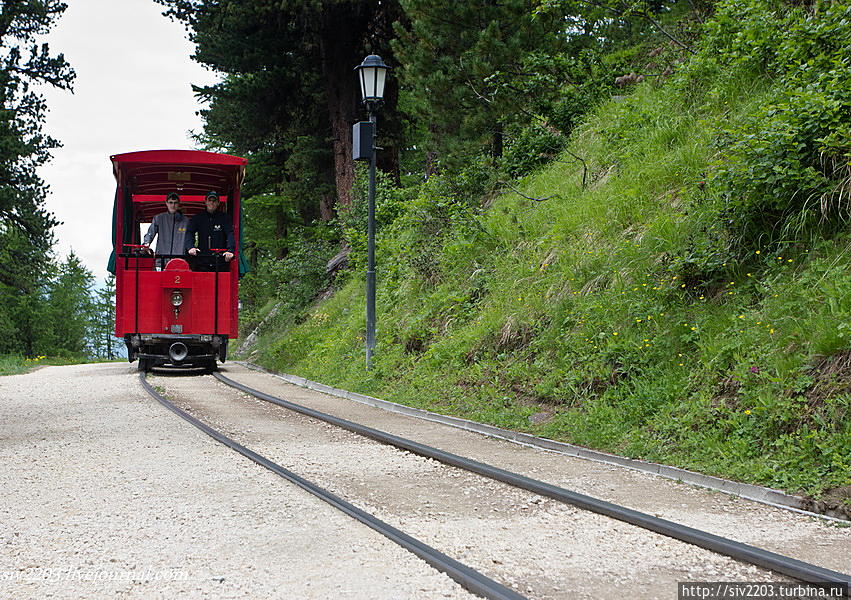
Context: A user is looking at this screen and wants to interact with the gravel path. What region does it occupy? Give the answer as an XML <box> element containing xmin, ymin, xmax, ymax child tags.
<box><xmin>1</xmin><ymin>362</ymin><xmax>848</xmax><ymax>599</ymax></box>
<box><xmin>0</xmin><ymin>363</ymin><xmax>475</xmax><ymax>599</ymax></box>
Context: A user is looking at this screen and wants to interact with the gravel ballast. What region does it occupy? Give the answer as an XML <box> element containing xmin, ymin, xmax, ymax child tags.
<box><xmin>0</xmin><ymin>363</ymin><xmax>474</xmax><ymax>599</ymax></box>
<box><xmin>2</xmin><ymin>362</ymin><xmax>848</xmax><ymax>599</ymax></box>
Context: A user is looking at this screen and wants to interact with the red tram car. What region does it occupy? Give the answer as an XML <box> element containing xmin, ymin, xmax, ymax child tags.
<box><xmin>108</xmin><ymin>150</ymin><xmax>248</xmax><ymax>371</ymax></box>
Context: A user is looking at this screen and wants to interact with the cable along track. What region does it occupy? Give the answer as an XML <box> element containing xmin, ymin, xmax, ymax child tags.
<box><xmin>210</xmin><ymin>371</ymin><xmax>851</xmax><ymax>596</ymax></box>
<box><xmin>139</xmin><ymin>372</ymin><xmax>526</xmax><ymax>600</ymax></box>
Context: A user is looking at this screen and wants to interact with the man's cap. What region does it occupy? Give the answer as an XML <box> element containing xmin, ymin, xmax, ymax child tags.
<box><xmin>205</xmin><ymin>191</ymin><xmax>219</xmax><ymax>200</ymax></box>
<box><xmin>166</xmin><ymin>192</ymin><xmax>180</xmax><ymax>202</ymax></box>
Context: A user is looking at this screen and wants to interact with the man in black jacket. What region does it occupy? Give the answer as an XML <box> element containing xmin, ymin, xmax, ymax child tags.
<box><xmin>185</xmin><ymin>191</ymin><xmax>235</xmax><ymax>271</ymax></box>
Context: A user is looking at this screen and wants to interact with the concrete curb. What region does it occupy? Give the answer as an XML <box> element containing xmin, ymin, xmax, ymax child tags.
<box><xmin>236</xmin><ymin>361</ymin><xmax>847</xmax><ymax>523</ymax></box>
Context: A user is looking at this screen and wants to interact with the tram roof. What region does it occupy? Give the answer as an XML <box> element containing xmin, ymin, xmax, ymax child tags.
<box><xmin>112</xmin><ymin>150</ymin><xmax>246</xmax><ymax>195</ymax></box>
<box><xmin>111</xmin><ymin>149</ymin><xmax>247</xmax><ymax>169</ymax></box>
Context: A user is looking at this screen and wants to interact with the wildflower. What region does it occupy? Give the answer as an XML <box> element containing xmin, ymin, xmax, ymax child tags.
<box><xmin>738</xmin><ymin>315</ymin><xmax>745</xmax><ymax>319</ymax></box>
<box><xmin>769</xmin><ymin>328</ymin><xmax>775</xmax><ymax>334</ymax></box>
<box><xmin>749</xmin><ymin>366</ymin><xmax>760</xmax><ymax>374</ymax></box>
<box><xmin>787</xmin><ymin>259</ymin><xmax>793</xmax><ymax>263</ymax></box>
<box><xmin>744</xmin><ymin>409</ymin><xmax>752</xmax><ymax>415</ymax></box>
<box><xmin>755</xmin><ymin>250</ymin><xmax>761</xmax><ymax>255</ymax></box>
<box><xmin>690</xmin><ymin>326</ymin><xmax>697</xmax><ymax>331</ymax></box>
<box><xmin>613</xmin><ymin>332</ymin><xmax>619</xmax><ymax>336</ymax></box>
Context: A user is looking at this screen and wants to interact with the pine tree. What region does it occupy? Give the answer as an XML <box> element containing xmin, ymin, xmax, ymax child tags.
<box><xmin>391</xmin><ymin>0</ymin><xmax>566</xmax><ymax>168</ymax></box>
<box><xmin>45</xmin><ymin>252</ymin><xmax>95</xmax><ymax>357</ymax></box>
<box><xmin>92</xmin><ymin>274</ymin><xmax>117</xmax><ymax>360</ymax></box>
<box><xmin>0</xmin><ymin>1</ymin><xmax>74</xmax><ymax>356</ymax></box>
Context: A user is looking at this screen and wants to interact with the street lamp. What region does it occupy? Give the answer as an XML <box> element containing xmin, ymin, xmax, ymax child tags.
<box><xmin>353</xmin><ymin>54</ymin><xmax>389</xmax><ymax>370</ymax></box>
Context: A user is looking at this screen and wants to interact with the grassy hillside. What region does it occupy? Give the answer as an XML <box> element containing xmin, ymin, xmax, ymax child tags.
<box><xmin>243</xmin><ymin>2</ymin><xmax>851</xmax><ymax>502</ymax></box>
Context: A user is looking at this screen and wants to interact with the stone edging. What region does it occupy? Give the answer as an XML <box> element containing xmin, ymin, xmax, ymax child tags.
<box><xmin>236</xmin><ymin>361</ymin><xmax>847</xmax><ymax>522</ymax></box>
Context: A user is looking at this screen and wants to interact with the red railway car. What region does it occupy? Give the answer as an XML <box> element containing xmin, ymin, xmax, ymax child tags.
<box><xmin>108</xmin><ymin>150</ymin><xmax>248</xmax><ymax>371</ymax></box>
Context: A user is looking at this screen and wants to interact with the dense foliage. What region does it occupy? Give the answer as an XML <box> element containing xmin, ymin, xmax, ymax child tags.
<box><xmin>707</xmin><ymin>1</ymin><xmax>851</xmax><ymax>253</ymax></box>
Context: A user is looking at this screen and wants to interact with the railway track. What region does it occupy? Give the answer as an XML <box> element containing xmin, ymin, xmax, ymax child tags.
<box><xmin>140</xmin><ymin>368</ymin><xmax>851</xmax><ymax>599</ymax></box>
<box><xmin>140</xmin><ymin>372</ymin><xmax>523</xmax><ymax>600</ymax></box>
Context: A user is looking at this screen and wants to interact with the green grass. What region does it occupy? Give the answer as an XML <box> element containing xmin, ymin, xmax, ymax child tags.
<box><xmin>242</xmin><ymin>68</ymin><xmax>851</xmax><ymax>498</ymax></box>
<box><xmin>0</xmin><ymin>355</ymin><xmax>34</xmax><ymax>376</ymax></box>
<box><xmin>0</xmin><ymin>354</ymin><xmax>108</xmax><ymax>375</ymax></box>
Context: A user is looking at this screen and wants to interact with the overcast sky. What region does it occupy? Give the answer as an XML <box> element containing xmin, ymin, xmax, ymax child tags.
<box><xmin>37</xmin><ymin>0</ymin><xmax>218</xmax><ymax>281</ymax></box>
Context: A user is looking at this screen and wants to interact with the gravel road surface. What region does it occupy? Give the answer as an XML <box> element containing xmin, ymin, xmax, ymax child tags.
<box><xmin>1</xmin><ymin>362</ymin><xmax>848</xmax><ymax>599</ymax></box>
<box><xmin>0</xmin><ymin>363</ymin><xmax>475</xmax><ymax>599</ymax></box>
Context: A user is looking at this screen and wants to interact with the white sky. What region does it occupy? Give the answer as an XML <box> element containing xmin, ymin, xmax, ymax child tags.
<box><xmin>37</xmin><ymin>0</ymin><xmax>218</xmax><ymax>281</ymax></box>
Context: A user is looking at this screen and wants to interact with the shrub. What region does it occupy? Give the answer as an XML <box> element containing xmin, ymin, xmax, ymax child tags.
<box><xmin>695</xmin><ymin>0</ymin><xmax>851</xmax><ymax>253</ymax></box>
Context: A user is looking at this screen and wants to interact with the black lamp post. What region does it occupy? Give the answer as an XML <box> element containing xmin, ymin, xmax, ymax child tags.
<box><xmin>353</xmin><ymin>54</ymin><xmax>389</xmax><ymax>370</ymax></box>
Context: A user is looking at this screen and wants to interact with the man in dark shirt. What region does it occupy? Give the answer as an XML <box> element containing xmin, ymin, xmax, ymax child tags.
<box><xmin>185</xmin><ymin>191</ymin><xmax>235</xmax><ymax>272</ymax></box>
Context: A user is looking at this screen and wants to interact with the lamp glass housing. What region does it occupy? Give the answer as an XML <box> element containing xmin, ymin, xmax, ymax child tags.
<box><xmin>356</xmin><ymin>55</ymin><xmax>388</xmax><ymax>102</ymax></box>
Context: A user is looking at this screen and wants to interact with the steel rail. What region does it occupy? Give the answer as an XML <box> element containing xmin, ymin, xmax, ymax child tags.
<box><xmin>214</xmin><ymin>371</ymin><xmax>851</xmax><ymax>595</ymax></box>
<box><xmin>139</xmin><ymin>373</ymin><xmax>527</xmax><ymax>600</ymax></box>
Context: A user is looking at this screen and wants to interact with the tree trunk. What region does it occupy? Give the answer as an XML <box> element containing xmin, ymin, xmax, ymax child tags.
<box><xmin>425</xmin><ymin>123</ymin><xmax>440</xmax><ymax>178</ymax></box>
<box><xmin>492</xmin><ymin>129</ymin><xmax>504</xmax><ymax>158</ymax></box>
<box><xmin>275</xmin><ymin>206</ymin><xmax>287</xmax><ymax>259</ymax></box>
<box><xmin>319</xmin><ymin>8</ymin><xmax>363</xmax><ymax>210</ymax></box>
<box><xmin>318</xmin><ymin>2</ymin><xmax>403</xmax><ymax>211</ymax></box>
<box><xmin>319</xmin><ymin>192</ymin><xmax>335</xmax><ymax>221</ymax></box>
